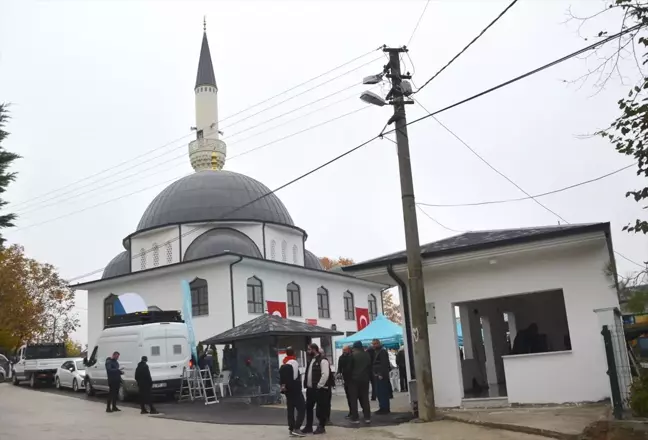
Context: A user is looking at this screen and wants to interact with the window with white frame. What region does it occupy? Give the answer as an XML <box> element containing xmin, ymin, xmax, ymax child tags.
<box><xmin>247</xmin><ymin>276</ymin><xmax>264</xmax><ymax>314</ymax></box>
<box><xmin>292</xmin><ymin>245</ymin><xmax>298</xmax><ymax>264</ymax></box>
<box><xmin>368</xmin><ymin>294</ymin><xmax>378</xmax><ymax>321</ymax></box>
<box><xmin>190</xmin><ymin>278</ymin><xmax>209</xmax><ymax>316</ymax></box>
<box><xmin>287</xmin><ymin>282</ymin><xmax>301</xmax><ymax>317</ymax></box>
<box><xmin>317</xmin><ymin>287</ymin><xmax>330</xmax><ymax>319</ymax></box>
<box><xmin>343</xmin><ymin>291</ymin><xmax>355</xmax><ymax>320</ymax></box>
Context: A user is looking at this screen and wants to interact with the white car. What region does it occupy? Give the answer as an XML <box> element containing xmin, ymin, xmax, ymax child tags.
<box><xmin>0</xmin><ymin>365</ymin><xmax>6</xmax><ymax>382</ymax></box>
<box><xmin>55</xmin><ymin>359</ymin><xmax>86</xmax><ymax>392</ymax></box>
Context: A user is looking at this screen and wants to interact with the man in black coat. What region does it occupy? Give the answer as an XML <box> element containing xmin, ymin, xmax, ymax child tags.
<box><xmin>135</xmin><ymin>356</ymin><xmax>157</xmax><ymax>414</ymax></box>
<box><xmin>105</xmin><ymin>351</ymin><xmax>123</xmax><ymax>413</ymax></box>
<box><xmin>372</xmin><ymin>339</ymin><xmax>391</xmax><ymax>414</ymax></box>
<box><xmin>347</xmin><ymin>341</ymin><xmax>372</xmax><ymax>424</ymax></box>
<box><xmin>279</xmin><ymin>347</ymin><xmax>305</xmax><ymax>437</ymax></box>
<box><xmin>396</xmin><ymin>346</ymin><xmax>407</xmax><ymax>392</ymax></box>
<box><xmin>337</xmin><ymin>345</ymin><xmax>352</xmax><ymax>418</ymax></box>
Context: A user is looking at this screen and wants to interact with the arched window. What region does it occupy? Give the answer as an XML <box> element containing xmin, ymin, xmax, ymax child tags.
<box><xmin>343</xmin><ymin>291</ymin><xmax>355</xmax><ymax>321</ymax></box>
<box><xmin>368</xmin><ymin>294</ymin><xmax>378</xmax><ymax>321</ymax></box>
<box><xmin>247</xmin><ymin>276</ymin><xmax>264</xmax><ymax>314</ymax></box>
<box><xmin>281</xmin><ymin>240</ymin><xmax>287</xmax><ymax>262</ymax></box>
<box><xmin>190</xmin><ymin>278</ymin><xmax>209</xmax><ymax>316</ymax></box>
<box><xmin>287</xmin><ymin>282</ymin><xmax>301</xmax><ymax>317</ymax></box>
<box><xmin>152</xmin><ymin>243</ymin><xmax>159</xmax><ymax>267</ymax></box>
<box><xmin>270</xmin><ymin>240</ymin><xmax>276</xmax><ymax>260</ymax></box>
<box><xmin>166</xmin><ymin>243</ymin><xmax>173</xmax><ymax>264</ymax></box>
<box><xmin>140</xmin><ymin>248</ymin><xmax>147</xmax><ymax>270</ymax></box>
<box><xmin>292</xmin><ymin>245</ymin><xmax>298</xmax><ymax>264</ymax></box>
<box><xmin>104</xmin><ymin>294</ymin><xmax>117</xmax><ymax>326</ymax></box>
<box><xmin>317</xmin><ymin>287</ymin><xmax>330</xmax><ymax>319</ymax></box>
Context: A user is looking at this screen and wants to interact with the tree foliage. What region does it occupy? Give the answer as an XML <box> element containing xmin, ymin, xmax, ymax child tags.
<box><xmin>0</xmin><ymin>104</ymin><xmax>21</xmax><ymax>244</ymax></box>
<box><xmin>65</xmin><ymin>339</ymin><xmax>83</xmax><ymax>357</ymax></box>
<box><xmin>382</xmin><ymin>290</ymin><xmax>402</xmax><ymax>324</ymax></box>
<box><xmin>318</xmin><ymin>256</ymin><xmax>355</xmax><ymax>271</ymax></box>
<box><xmin>0</xmin><ymin>245</ymin><xmax>78</xmax><ymax>351</ymax></box>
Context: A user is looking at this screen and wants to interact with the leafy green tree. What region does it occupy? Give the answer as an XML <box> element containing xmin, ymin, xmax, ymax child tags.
<box><xmin>0</xmin><ymin>104</ymin><xmax>21</xmax><ymax>244</ymax></box>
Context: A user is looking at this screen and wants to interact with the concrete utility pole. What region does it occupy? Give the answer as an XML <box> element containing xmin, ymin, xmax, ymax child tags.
<box><xmin>384</xmin><ymin>46</ymin><xmax>435</xmax><ymax>421</ymax></box>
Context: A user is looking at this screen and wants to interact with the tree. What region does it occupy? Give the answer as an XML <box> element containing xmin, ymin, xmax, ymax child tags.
<box><xmin>65</xmin><ymin>339</ymin><xmax>83</xmax><ymax>357</ymax></box>
<box><xmin>382</xmin><ymin>290</ymin><xmax>402</xmax><ymax>324</ymax></box>
<box><xmin>319</xmin><ymin>256</ymin><xmax>355</xmax><ymax>271</ymax></box>
<box><xmin>0</xmin><ymin>103</ymin><xmax>21</xmax><ymax>244</ymax></box>
<box><xmin>0</xmin><ymin>245</ymin><xmax>78</xmax><ymax>352</ymax></box>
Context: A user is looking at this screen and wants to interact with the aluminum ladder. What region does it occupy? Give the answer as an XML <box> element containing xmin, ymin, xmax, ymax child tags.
<box><xmin>178</xmin><ymin>366</ymin><xmax>219</xmax><ymax>405</ymax></box>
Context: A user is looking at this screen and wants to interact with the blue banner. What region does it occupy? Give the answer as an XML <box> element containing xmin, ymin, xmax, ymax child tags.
<box><xmin>181</xmin><ymin>280</ymin><xmax>198</xmax><ymax>364</ymax></box>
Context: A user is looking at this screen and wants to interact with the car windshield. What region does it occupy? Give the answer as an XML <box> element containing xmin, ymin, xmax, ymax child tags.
<box><xmin>25</xmin><ymin>344</ymin><xmax>67</xmax><ymax>360</ymax></box>
<box><xmin>75</xmin><ymin>361</ymin><xmax>85</xmax><ymax>370</ymax></box>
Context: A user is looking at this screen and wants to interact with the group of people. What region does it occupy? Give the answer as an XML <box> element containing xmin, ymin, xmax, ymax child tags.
<box><xmin>104</xmin><ymin>351</ymin><xmax>158</xmax><ymax>415</ymax></box>
<box><xmin>279</xmin><ymin>339</ymin><xmax>401</xmax><ymax>437</ymax></box>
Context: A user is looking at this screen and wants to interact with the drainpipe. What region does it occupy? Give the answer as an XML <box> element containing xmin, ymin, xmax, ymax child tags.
<box><xmin>229</xmin><ymin>257</ymin><xmax>244</xmax><ymax>327</ymax></box>
<box><xmin>387</xmin><ymin>264</ymin><xmax>415</xmax><ymax>379</ymax></box>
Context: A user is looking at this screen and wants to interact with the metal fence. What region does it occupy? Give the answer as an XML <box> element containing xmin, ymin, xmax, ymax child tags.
<box><xmin>602</xmin><ymin>317</ymin><xmax>633</xmax><ymax>418</ymax></box>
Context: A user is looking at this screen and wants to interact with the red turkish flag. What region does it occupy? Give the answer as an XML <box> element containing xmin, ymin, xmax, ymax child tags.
<box><xmin>356</xmin><ymin>307</ymin><xmax>370</xmax><ymax>331</ymax></box>
<box><xmin>266</xmin><ymin>301</ymin><xmax>287</xmax><ymax>318</ymax></box>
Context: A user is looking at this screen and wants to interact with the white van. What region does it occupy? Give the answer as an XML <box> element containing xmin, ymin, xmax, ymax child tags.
<box><xmin>84</xmin><ymin>312</ymin><xmax>190</xmax><ymax>401</ymax></box>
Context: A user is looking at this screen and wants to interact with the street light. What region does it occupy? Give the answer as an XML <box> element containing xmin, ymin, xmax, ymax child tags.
<box><xmin>360</xmin><ymin>90</ymin><xmax>387</xmax><ymax>107</ymax></box>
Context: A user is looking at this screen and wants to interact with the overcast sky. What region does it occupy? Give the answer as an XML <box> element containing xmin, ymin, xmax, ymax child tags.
<box><xmin>2</xmin><ymin>0</ymin><xmax>647</xmax><ymax>345</ymax></box>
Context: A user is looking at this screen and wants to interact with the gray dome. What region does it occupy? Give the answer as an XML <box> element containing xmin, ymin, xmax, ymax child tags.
<box><xmin>102</xmin><ymin>251</ymin><xmax>131</xmax><ymax>279</ymax></box>
<box><xmin>137</xmin><ymin>170</ymin><xmax>294</xmax><ymax>231</ymax></box>
<box><xmin>184</xmin><ymin>228</ymin><xmax>262</xmax><ymax>261</ymax></box>
<box><xmin>304</xmin><ymin>250</ymin><xmax>324</xmax><ymax>270</ymax></box>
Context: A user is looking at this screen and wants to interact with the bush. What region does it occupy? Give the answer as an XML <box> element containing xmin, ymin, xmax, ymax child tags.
<box><xmin>630</xmin><ymin>372</ymin><xmax>648</xmax><ymax>417</ymax></box>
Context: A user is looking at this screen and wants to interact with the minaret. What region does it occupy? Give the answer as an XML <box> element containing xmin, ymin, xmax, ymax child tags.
<box><xmin>189</xmin><ymin>18</ymin><xmax>226</xmax><ymax>171</ymax></box>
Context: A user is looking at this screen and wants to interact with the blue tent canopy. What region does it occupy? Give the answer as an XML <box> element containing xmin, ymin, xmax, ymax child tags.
<box><xmin>457</xmin><ymin>318</ymin><xmax>463</xmax><ymax>346</ymax></box>
<box><xmin>335</xmin><ymin>315</ymin><xmax>403</xmax><ymax>349</ymax></box>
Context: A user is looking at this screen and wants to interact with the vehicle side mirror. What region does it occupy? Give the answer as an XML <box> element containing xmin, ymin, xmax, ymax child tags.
<box><xmin>82</xmin><ymin>357</ymin><xmax>88</xmax><ymax>366</ymax></box>
<box><xmin>69</xmin><ymin>367</ymin><xmax>74</xmax><ymax>372</ymax></box>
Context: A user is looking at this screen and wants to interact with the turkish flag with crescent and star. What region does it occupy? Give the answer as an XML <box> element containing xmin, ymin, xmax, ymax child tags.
<box><xmin>267</xmin><ymin>301</ymin><xmax>287</xmax><ymax>318</ymax></box>
<box><xmin>356</xmin><ymin>307</ymin><xmax>370</xmax><ymax>331</ymax></box>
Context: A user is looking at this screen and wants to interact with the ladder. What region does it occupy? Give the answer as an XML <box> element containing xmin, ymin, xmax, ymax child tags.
<box><xmin>178</xmin><ymin>366</ymin><xmax>219</xmax><ymax>405</ymax></box>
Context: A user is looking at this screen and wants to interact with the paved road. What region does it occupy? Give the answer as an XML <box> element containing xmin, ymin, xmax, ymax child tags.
<box><xmin>0</xmin><ymin>383</ymin><xmax>549</xmax><ymax>440</ymax></box>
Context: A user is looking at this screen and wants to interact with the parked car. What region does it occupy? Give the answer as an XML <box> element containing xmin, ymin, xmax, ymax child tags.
<box><xmin>12</xmin><ymin>343</ymin><xmax>68</xmax><ymax>388</ymax></box>
<box><xmin>0</xmin><ymin>365</ymin><xmax>6</xmax><ymax>382</ymax></box>
<box><xmin>0</xmin><ymin>354</ymin><xmax>9</xmax><ymax>381</ymax></box>
<box><xmin>55</xmin><ymin>359</ymin><xmax>86</xmax><ymax>392</ymax></box>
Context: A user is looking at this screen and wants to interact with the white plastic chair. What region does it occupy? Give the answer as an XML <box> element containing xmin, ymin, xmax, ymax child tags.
<box><xmin>215</xmin><ymin>370</ymin><xmax>232</xmax><ymax>397</ymax></box>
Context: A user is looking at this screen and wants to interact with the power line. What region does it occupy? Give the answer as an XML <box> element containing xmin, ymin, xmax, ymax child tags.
<box><xmin>416</xmin><ymin>204</ymin><xmax>465</xmax><ymax>233</ymax></box>
<box><xmin>417</xmin><ymin>163</ymin><xmax>637</xmax><ymax>208</ymax></box>
<box><xmin>414</xmin><ymin>100</ymin><xmax>645</xmax><ymax>270</ymax></box>
<box><xmin>9</xmin><ymin>49</ymin><xmax>382</xmax><ymax>211</ymax></box>
<box><xmin>13</xmin><ymin>105</ymin><xmax>371</xmax><ymax>226</ymax></box>
<box><xmin>67</xmin><ymin>27</ymin><xmax>646</xmax><ymax>282</ymax></box>
<box><xmin>413</xmin><ymin>0</ymin><xmax>519</xmax><ymax>95</ymax></box>
<box><xmin>407</xmin><ymin>0</ymin><xmax>431</xmax><ymax>46</ymax></box>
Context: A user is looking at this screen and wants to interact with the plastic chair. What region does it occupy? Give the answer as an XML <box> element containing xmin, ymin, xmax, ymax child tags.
<box><xmin>215</xmin><ymin>370</ymin><xmax>232</xmax><ymax>397</ymax></box>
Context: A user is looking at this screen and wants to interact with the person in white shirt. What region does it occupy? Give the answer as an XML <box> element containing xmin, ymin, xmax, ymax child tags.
<box><xmin>301</xmin><ymin>343</ymin><xmax>332</xmax><ymax>435</ymax></box>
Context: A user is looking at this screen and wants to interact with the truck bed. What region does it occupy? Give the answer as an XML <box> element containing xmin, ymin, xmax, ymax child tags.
<box><xmin>24</xmin><ymin>358</ymin><xmax>68</xmax><ymax>372</ymax></box>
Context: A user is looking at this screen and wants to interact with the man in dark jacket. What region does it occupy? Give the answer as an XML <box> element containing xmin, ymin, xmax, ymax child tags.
<box><xmin>279</xmin><ymin>347</ymin><xmax>305</xmax><ymax>437</ymax></box>
<box><xmin>366</xmin><ymin>345</ymin><xmax>376</xmax><ymax>401</ymax></box>
<box><xmin>337</xmin><ymin>345</ymin><xmax>352</xmax><ymax>418</ymax></box>
<box><xmin>105</xmin><ymin>351</ymin><xmax>123</xmax><ymax>413</ymax></box>
<box><xmin>396</xmin><ymin>346</ymin><xmax>407</xmax><ymax>392</ymax></box>
<box><xmin>302</xmin><ymin>343</ymin><xmax>332</xmax><ymax>435</ymax></box>
<box><xmin>347</xmin><ymin>341</ymin><xmax>372</xmax><ymax>424</ymax></box>
<box><xmin>135</xmin><ymin>356</ymin><xmax>158</xmax><ymax>415</ymax></box>
<box><xmin>372</xmin><ymin>339</ymin><xmax>390</xmax><ymax>414</ymax></box>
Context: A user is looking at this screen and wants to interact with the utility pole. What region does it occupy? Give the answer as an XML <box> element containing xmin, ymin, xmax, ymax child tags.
<box><xmin>385</xmin><ymin>46</ymin><xmax>435</xmax><ymax>421</ymax></box>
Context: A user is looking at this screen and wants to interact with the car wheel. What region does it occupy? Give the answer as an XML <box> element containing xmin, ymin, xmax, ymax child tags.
<box><xmin>29</xmin><ymin>374</ymin><xmax>37</xmax><ymax>388</ymax></box>
<box><xmin>55</xmin><ymin>377</ymin><xmax>61</xmax><ymax>389</ymax></box>
<box><xmin>85</xmin><ymin>378</ymin><xmax>95</xmax><ymax>396</ymax></box>
<box><xmin>0</xmin><ymin>372</ymin><xmax>5</xmax><ymax>383</ymax></box>
<box><xmin>72</xmin><ymin>379</ymin><xmax>78</xmax><ymax>392</ymax></box>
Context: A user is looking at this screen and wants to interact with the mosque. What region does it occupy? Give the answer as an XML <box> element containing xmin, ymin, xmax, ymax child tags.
<box><xmin>74</xmin><ymin>27</ymin><xmax>386</xmax><ymax>356</ymax></box>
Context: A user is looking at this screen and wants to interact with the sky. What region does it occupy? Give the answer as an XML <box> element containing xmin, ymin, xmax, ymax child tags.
<box><xmin>1</xmin><ymin>0</ymin><xmax>647</xmax><ymax>345</ymax></box>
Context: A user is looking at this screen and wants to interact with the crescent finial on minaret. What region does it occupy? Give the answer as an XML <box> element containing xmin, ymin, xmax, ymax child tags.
<box><xmin>203</xmin><ymin>16</ymin><xmax>206</xmax><ymax>32</ymax></box>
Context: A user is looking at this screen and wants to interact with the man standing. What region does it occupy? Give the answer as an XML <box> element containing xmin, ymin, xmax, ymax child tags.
<box><xmin>366</xmin><ymin>344</ymin><xmax>376</xmax><ymax>401</ymax></box>
<box><xmin>337</xmin><ymin>345</ymin><xmax>352</xmax><ymax>418</ymax></box>
<box><xmin>135</xmin><ymin>356</ymin><xmax>158</xmax><ymax>415</ymax></box>
<box><xmin>279</xmin><ymin>347</ymin><xmax>305</xmax><ymax>437</ymax></box>
<box><xmin>396</xmin><ymin>346</ymin><xmax>407</xmax><ymax>392</ymax></box>
<box><xmin>348</xmin><ymin>341</ymin><xmax>371</xmax><ymax>424</ymax></box>
<box><xmin>372</xmin><ymin>339</ymin><xmax>391</xmax><ymax>414</ymax></box>
<box><xmin>105</xmin><ymin>351</ymin><xmax>123</xmax><ymax>413</ymax></box>
<box><xmin>302</xmin><ymin>343</ymin><xmax>332</xmax><ymax>435</ymax></box>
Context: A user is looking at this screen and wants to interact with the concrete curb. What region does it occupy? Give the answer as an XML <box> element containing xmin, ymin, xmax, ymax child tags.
<box><xmin>442</xmin><ymin>414</ymin><xmax>579</xmax><ymax>440</ymax></box>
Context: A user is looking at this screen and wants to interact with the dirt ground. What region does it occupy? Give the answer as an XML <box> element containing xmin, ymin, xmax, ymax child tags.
<box><xmin>580</xmin><ymin>421</ymin><xmax>648</xmax><ymax>440</ymax></box>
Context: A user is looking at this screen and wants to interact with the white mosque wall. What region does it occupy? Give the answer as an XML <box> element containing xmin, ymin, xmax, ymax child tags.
<box><xmin>179</xmin><ymin>222</ymin><xmax>264</xmax><ymax>260</ymax></box>
<box><xmin>86</xmin><ymin>257</ymin><xmax>384</xmax><ymax>358</ymax></box>
<box><xmin>195</xmin><ymin>86</ymin><xmax>219</xmax><ymax>138</ymax></box>
<box><xmin>130</xmin><ymin>225</ymin><xmax>180</xmax><ymax>272</ymax></box>
<box><xmin>264</xmin><ymin>224</ymin><xmax>304</xmax><ymax>265</ymax></box>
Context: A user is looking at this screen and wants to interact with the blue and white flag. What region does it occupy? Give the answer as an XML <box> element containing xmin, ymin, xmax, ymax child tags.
<box><xmin>181</xmin><ymin>280</ymin><xmax>198</xmax><ymax>363</ymax></box>
<box><xmin>113</xmin><ymin>292</ymin><xmax>147</xmax><ymax>315</ymax></box>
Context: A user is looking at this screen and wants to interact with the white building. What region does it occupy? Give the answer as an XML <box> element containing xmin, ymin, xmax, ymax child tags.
<box><xmin>74</xmin><ymin>27</ymin><xmax>386</xmax><ymax>356</ymax></box>
<box><xmin>342</xmin><ymin>223</ymin><xmax>628</xmax><ymax>408</ymax></box>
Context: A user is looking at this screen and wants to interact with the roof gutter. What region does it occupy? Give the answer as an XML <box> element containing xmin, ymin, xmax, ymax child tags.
<box><xmin>229</xmin><ymin>256</ymin><xmax>244</xmax><ymax>328</ymax></box>
<box><xmin>386</xmin><ymin>264</ymin><xmax>415</xmax><ymax>379</ymax></box>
